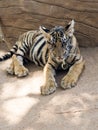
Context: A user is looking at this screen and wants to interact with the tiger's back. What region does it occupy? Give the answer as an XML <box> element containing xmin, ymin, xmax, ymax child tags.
<box><xmin>0</xmin><ymin>29</ymin><xmax>50</xmax><ymax>66</ymax></box>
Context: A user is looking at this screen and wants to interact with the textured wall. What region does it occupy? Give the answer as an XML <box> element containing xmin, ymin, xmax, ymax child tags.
<box><xmin>0</xmin><ymin>0</ymin><xmax>98</xmax><ymax>47</ymax></box>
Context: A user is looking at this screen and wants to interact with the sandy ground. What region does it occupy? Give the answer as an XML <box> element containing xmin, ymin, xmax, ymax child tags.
<box><xmin>0</xmin><ymin>45</ymin><xmax>98</xmax><ymax>130</ymax></box>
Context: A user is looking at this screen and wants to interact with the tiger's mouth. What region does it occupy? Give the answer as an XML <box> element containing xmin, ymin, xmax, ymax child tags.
<box><xmin>53</xmin><ymin>57</ymin><xmax>64</xmax><ymax>64</ymax></box>
<box><xmin>50</xmin><ymin>52</ymin><xmax>64</xmax><ymax>63</ymax></box>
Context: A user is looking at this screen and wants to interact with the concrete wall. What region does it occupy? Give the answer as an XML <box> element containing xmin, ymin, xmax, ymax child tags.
<box><xmin>0</xmin><ymin>0</ymin><xmax>98</xmax><ymax>47</ymax></box>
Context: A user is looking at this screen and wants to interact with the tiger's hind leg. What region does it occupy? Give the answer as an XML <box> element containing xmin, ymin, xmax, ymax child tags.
<box><xmin>7</xmin><ymin>41</ymin><xmax>29</xmax><ymax>77</ymax></box>
<box><xmin>61</xmin><ymin>58</ymin><xmax>85</xmax><ymax>89</ymax></box>
<box><xmin>7</xmin><ymin>54</ymin><xmax>29</xmax><ymax>77</ymax></box>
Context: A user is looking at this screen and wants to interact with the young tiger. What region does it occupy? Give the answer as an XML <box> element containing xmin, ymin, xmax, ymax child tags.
<box><xmin>0</xmin><ymin>20</ymin><xmax>85</xmax><ymax>95</ymax></box>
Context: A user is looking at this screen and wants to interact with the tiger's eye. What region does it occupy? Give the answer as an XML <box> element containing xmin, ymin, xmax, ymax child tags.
<box><xmin>60</xmin><ymin>32</ymin><xmax>64</xmax><ymax>37</ymax></box>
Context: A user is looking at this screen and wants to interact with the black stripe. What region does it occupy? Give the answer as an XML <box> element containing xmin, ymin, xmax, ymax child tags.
<box><xmin>9</xmin><ymin>51</ymin><xmax>14</xmax><ymax>55</ymax></box>
<box><xmin>34</xmin><ymin>55</ymin><xmax>40</xmax><ymax>66</ymax></box>
<box><xmin>31</xmin><ymin>36</ymin><xmax>44</xmax><ymax>55</ymax></box>
<box><xmin>13</xmin><ymin>45</ymin><xmax>18</xmax><ymax>51</ymax></box>
<box><xmin>19</xmin><ymin>48</ymin><xmax>25</xmax><ymax>54</ymax></box>
<box><xmin>27</xmin><ymin>33</ymin><xmax>30</xmax><ymax>45</ymax></box>
<box><xmin>37</xmin><ymin>41</ymin><xmax>46</xmax><ymax>56</ymax></box>
<box><xmin>70</xmin><ymin>56</ymin><xmax>77</xmax><ymax>64</ymax></box>
<box><xmin>23</xmin><ymin>42</ymin><xmax>28</xmax><ymax>52</ymax></box>
<box><xmin>39</xmin><ymin>53</ymin><xmax>45</xmax><ymax>66</ymax></box>
<box><xmin>16</xmin><ymin>54</ymin><xmax>24</xmax><ymax>57</ymax></box>
<box><xmin>45</xmin><ymin>48</ymin><xmax>49</xmax><ymax>62</ymax></box>
<box><xmin>0</xmin><ymin>58</ymin><xmax>3</xmax><ymax>61</ymax></box>
<box><xmin>24</xmin><ymin>42</ymin><xmax>28</xmax><ymax>49</ymax></box>
<box><xmin>48</xmin><ymin>62</ymin><xmax>56</xmax><ymax>70</ymax></box>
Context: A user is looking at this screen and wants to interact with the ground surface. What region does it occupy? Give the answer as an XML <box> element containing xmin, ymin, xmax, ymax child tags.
<box><xmin>0</xmin><ymin>46</ymin><xmax>98</xmax><ymax>130</ymax></box>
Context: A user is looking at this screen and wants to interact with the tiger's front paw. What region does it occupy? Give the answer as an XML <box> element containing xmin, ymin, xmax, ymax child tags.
<box><xmin>15</xmin><ymin>65</ymin><xmax>29</xmax><ymax>77</ymax></box>
<box><xmin>61</xmin><ymin>74</ymin><xmax>77</xmax><ymax>89</ymax></box>
<box><xmin>41</xmin><ymin>81</ymin><xmax>57</xmax><ymax>95</ymax></box>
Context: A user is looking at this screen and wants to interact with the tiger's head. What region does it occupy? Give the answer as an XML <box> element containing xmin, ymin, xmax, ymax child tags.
<box><xmin>40</xmin><ymin>20</ymin><xmax>75</xmax><ymax>63</ymax></box>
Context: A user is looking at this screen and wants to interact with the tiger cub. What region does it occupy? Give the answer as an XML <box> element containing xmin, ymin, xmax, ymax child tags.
<box><xmin>0</xmin><ymin>20</ymin><xmax>85</xmax><ymax>95</ymax></box>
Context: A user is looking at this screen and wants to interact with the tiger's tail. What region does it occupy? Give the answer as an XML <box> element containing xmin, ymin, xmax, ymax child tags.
<box><xmin>0</xmin><ymin>44</ymin><xmax>18</xmax><ymax>62</ymax></box>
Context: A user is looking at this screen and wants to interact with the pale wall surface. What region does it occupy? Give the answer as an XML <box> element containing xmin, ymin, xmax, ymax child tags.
<box><xmin>0</xmin><ymin>0</ymin><xmax>98</xmax><ymax>47</ymax></box>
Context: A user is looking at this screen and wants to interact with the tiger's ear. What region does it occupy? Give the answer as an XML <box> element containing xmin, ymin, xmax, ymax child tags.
<box><xmin>65</xmin><ymin>20</ymin><xmax>75</xmax><ymax>37</ymax></box>
<box><xmin>39</xmin><ymin>26</ymin><xmax>51</xmax><ymax>40</ymax></box>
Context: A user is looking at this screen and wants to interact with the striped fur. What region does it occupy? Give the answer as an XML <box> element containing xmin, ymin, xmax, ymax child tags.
<box><xmin>0</xmin><ymin>44</ymin><xmax>18</xmax><ymax>61</ymax></box>
<box><xmin>0</xmin><ymin>30</ymin><xmax>49</xmax><ymax>65</ymax></box>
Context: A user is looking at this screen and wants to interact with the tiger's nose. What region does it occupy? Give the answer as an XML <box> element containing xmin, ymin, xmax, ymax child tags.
<box><xmin>57</xmin><ymin>56</ymin><xmax>63</xmax><ymax>60</ymax></box>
